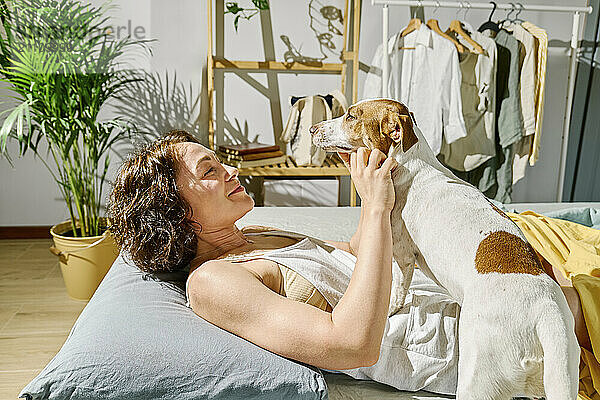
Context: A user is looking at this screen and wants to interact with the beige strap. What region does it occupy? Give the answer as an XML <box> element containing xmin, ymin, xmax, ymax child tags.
<box><xmin>329</xmin><ymin>89</ymin><xmax>349</xmax><ymax>115</ymax></box>
<box><xmin>280</xmin><ymin>98</ymin><xmax>303</xmax><ymax>143</ymax></box>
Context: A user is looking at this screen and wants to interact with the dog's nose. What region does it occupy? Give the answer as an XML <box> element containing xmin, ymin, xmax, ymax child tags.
<box><xmin>309</xmin><ymin>125</ymin><xmax>318</xmax><ymax>136</ymax></box>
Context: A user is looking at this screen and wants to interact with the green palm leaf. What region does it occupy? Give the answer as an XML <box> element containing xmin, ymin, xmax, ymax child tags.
<box><xmin>0</xmin><ymin>0</ymin><xmax>153</xmax><ymax>236</ymax></box>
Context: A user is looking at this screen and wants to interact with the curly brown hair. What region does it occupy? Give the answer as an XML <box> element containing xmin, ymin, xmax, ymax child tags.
<box><xmin>108</xmin><ymin>130</ymin><xmax>201</xmax><ymax>273</ymax></box>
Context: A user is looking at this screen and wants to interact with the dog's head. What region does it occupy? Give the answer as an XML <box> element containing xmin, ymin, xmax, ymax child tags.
<box><xmin>310</xmin><ymin>99</ymin><xmax>418</xmax><ymax>155</ymax></box>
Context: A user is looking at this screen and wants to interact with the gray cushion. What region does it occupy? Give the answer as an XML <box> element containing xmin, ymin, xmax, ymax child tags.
<box><xmin>18</xmin><ymin>253</ymin><xmax>328</xmax><ymax>400</ymax></box>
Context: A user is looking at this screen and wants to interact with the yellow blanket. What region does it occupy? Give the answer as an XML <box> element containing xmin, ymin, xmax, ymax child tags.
<box><xmin>507</xmin><ymin>211</ymin><xmax>600</xmax><ymax>400</ymax></box>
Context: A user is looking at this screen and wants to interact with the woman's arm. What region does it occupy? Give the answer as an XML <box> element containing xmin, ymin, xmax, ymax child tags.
<box><xmin>330</xmin><ymin>148</ymin><xmax>398</xmax><ymax>360</ymax></box>
<box><xmin>335</xmin><ymin>152</ymin><xmax>366</xmax><ymax>258</ymax></box>
<box><xmin>331</xmin><ymin>206</ymin><xmax>394</xmax><ymax>358</ymax></box>
<box><xmin>188</xmin><ymin>260</ymin><xmax>376</xmax><ymax>370</ymax></box>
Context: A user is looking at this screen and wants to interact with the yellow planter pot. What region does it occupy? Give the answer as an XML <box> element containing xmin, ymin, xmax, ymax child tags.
<box><xmin>50</xmin><ymin>219</ymin><xmax>119</xmax><ymax>301</ymax></box>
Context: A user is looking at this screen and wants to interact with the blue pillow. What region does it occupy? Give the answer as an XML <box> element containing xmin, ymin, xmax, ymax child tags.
<box><xmin>19</xmin><ymin>254</ymin><xmax>328</xmax><ymax>400</ymax></box>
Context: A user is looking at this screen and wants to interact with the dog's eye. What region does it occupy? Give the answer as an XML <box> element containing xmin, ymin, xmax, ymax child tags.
<box><xmin>203</xmin><ymin>167</ymin><xmax>215</xmax><ymax>177</ymax></box>
<box><xmin>345</xmin><ymin>114</ymin><xmax>356</xmax><ymax>121</ymax></box>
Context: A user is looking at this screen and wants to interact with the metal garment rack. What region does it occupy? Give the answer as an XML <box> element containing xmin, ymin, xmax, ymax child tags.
<box><xmin>372</xmin><ymin>0</ymin><xmax>594</xmax><ymax>201</ymax></box>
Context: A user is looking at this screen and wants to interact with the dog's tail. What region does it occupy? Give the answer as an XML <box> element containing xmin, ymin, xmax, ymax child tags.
<box><xmin>535</xmin><ymin>301</ymin><xmax>580</xmax><ymax>400</ymax></box>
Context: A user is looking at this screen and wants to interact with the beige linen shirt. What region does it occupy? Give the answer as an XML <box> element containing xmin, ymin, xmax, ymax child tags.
<box><xmin>440</xmin><ymin>22</ymin><xmax>497</xmax><ymax>171</ymax></box>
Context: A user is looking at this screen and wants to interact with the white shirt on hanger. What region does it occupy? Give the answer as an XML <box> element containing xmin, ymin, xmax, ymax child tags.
<box><xmin>362</xmin><ymin>32</ymin><xmax>406</xmax><ymax>101</ymax></box>
<box><xmin>362</xmin><ymin>24</ymin><xmax>467</xmax><ymax>155</ymax></box>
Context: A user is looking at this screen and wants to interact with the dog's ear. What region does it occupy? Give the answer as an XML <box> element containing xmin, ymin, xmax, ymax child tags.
<box><xmin>380</xmin><ymin>110</ymin><xmax>418</xmax><ymax>152</ymax></box>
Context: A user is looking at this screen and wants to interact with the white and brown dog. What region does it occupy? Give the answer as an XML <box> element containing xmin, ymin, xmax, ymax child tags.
<box><xmin>310</xmin><ymin>98</ymin><xmax>580</xmax><ymax>400</ymax></box>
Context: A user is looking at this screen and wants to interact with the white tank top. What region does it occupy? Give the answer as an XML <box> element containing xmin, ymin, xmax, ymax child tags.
<box><xmin>184</xmin><ymin>228</ymin><xmax>356</xmax><ymax>311</ymax></box>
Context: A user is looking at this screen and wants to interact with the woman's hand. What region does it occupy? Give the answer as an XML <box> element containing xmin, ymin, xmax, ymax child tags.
<box><xmin>339</xmin><ymin>148</ymin><xmax>398</xmax><ymax>212</ymax></box>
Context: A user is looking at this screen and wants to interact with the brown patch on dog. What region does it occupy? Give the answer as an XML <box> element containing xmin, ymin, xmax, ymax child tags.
<box><xmin>475</xmin><ymin>231</ymin><xmax>545</xmax><ymax>275</ymax></box>
<box><xmin>343</xmin><ymin>99</ymin><xmax>418</xmax><ymax>154</ymax></box>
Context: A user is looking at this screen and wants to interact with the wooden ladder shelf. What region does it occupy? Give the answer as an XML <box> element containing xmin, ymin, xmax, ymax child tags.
<box><xmin>206</xmin><ymin>0</ymin><xmax>362</xmax><ymax>206</ymax></box>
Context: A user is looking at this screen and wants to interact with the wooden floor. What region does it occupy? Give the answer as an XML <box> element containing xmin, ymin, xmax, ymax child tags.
<box><xmin>0</xmin><ymin>239</ymin><xmax>87</xmax><ymax>400</ymax></box>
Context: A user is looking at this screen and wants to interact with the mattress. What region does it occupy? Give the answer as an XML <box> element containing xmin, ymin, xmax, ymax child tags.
<box><xmin>237</xmin><ymin>202</ymin><xmax>600</xmax><ymax>243</ymax></box>
<box><xmin>322</xmin><ymin>372</ymin><xmax>454</xmax><ymax>399</ymax></box>
<box><xmin>236</xmin><ymin>202</ymin><xmax>600</xmax><ymax>400</ymax></box>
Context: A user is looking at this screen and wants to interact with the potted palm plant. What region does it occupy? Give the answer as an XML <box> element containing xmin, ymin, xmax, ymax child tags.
<box><xmin>0</xmin><ymin>0</ymin><xmax>149</xmax><ymax>300</ymax></box>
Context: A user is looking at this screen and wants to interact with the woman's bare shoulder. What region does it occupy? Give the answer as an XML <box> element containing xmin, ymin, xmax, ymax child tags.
<box><xmin>192</xmin><ymin>257</ymin><xmax>283</xmax><ymax>294</ymax></box>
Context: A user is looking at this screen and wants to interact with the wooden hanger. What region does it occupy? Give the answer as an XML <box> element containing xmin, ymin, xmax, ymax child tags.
<box><xmin>398</xmin><ymin>18</ymin><xmax>421</xmax><ymax>50</ymax></box>
<box><xmin>426</xmin><ymin>19</ymin><xmax>467</xmax><ymax>53</ymax></box>
<box><xmin>446</xmin><ymin>20</ymin><xmax>485</xmax><ymax>54</ymax></box>
<box><xmin>400</xmin><ymin>18</ymin><xmax>421</xmax><ymax>38</ymax></box>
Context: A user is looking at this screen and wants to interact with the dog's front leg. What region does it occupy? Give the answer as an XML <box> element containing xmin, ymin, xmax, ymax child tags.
<box><xmin>387</xmin><ymin>255</ymin><xmax>415</xmax><ymax>317</ymax></box>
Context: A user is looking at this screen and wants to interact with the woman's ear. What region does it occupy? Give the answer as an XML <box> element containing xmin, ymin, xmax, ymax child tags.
<box><xmin>184</xmin><ymin>207</ymin><xmax>202</xmax><ymax>233</ymax></box>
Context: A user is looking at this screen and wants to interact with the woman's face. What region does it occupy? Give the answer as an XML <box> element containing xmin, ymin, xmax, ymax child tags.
<box><xmin>174</xmin><ymin>142</ymin><xmax>254</xmax><ymax>230</ymax></box>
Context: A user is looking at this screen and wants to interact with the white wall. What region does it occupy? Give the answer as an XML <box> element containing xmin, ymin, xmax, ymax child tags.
<box><xmin>0</xmin><ymin>0</ymin><xmax>590</xmax><ymax>225</ymax></box>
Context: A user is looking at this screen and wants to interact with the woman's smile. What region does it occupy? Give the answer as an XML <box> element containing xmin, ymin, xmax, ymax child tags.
<box><xmin>229</xmin><ymin>184</ymin><xmax>245</xmax><ymax>196</ymax></box>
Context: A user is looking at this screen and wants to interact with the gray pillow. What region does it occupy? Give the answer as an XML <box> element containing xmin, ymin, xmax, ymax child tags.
<box><xmin>19</xmin><ymin>253</ymin><xmax>328</xmax><ymax>400</ymax></box>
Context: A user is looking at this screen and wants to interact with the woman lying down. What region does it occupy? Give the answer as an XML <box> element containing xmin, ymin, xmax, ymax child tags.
<box><xmin>107</xmin><ymin>130</ymin><xmax>598</xmax><ymax>398</ymax></box>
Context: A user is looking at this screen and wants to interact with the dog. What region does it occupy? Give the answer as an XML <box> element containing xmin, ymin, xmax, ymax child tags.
<box><xmin>310</xmin><ymin>98</ymin><xmax>580</xmax><ymax>400</ymax></box>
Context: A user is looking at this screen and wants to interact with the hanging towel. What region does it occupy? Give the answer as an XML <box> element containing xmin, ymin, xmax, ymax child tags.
<box><xmin>504</xmin><ymin>22</ymin><xmax>537</xmax><ymax>137</ymax></box>
<box><xmin>503</xmin><ymin>22</ymin><xmax>537</xmax><ymax>185</ymax></box>
<box><xmin>473</xmin><ymin>28</ymin><xmax>525</xmax><ymax>203</ymax></box>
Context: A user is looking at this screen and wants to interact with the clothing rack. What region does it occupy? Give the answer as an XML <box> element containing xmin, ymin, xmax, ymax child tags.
<box><xmin>372</xmin><ymin>0</ymin><xmax>594</xmax><ymax>201</ymax></box>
